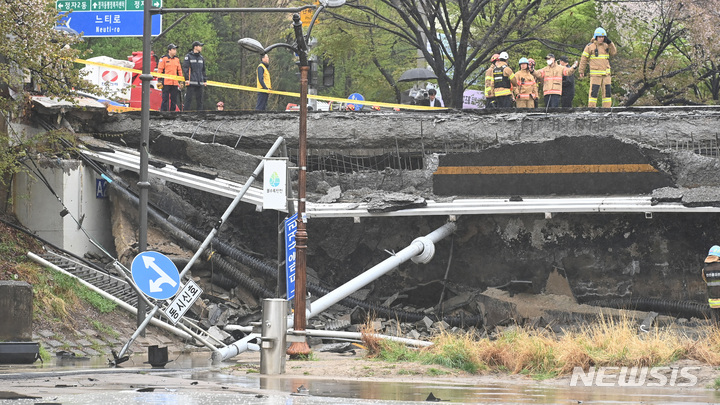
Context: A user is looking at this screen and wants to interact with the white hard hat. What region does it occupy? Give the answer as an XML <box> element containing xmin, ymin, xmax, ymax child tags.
<box><xmin>499</xmin><ymin>51</ymin><xmax>509</xmax><ymax>60</ymax></box>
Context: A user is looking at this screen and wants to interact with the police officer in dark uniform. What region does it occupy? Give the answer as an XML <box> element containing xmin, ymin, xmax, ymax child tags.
<box><xmin>702</xmin><ymin>245</ymin><xmax>720</xmax><ymax>325</ymax></box>
<box><xmin>558</xmin><ymin>55</ymin><xmax>576</xmax><ymax>108</ymax></box>
<box><xmin>182</xmin><ymin>41</ymin><xmax>207</xmax><ymax>111</ymax></box>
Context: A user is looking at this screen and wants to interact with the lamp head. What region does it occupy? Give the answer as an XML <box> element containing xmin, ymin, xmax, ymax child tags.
<box><xmin>319</xmin><ymin>0</ymin><xmax>346</xmax><ymax>7</ymax></box>
<box><xmin>238</xmin><ymin>38</ymin><xmax>265</xmax><ymax>53</ymax></box>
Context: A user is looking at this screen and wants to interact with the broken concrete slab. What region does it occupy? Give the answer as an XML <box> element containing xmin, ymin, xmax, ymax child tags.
<box><xmin>681</xmin><ymin>186</ymin><xmax>720</xmax><ymax>207</ymax></box>
<box><xmin>207</xmin><ymin>326</ymin><xmax>231</xmax><ymax>343</ymax></box>
<box><xmin>318</xmin><ymin>185</ymin><xmax>342</xmax><ymax>204</ymax></box>
<box><xmin>0</xmin><ymin>282</ymin><xmax>33</xmax><ymax>341</ymax></box>
<box><xmin>365</xmin><ymin>192</ymin><xmax>426</xmax><ymax>213</ymax></box>
<box><xmin>651</xmin><ymin>187</ymin><xmax>684</xmax><ymax>205</ymax></box>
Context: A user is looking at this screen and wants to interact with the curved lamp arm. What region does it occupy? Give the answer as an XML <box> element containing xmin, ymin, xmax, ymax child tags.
<box><xmin>264</xmin><ymin>42</ymin><xmax>299</xmax><ymax>54</ymax></box>
<box><xmin>305</xmin><ymin>0</ymin><xmax>345</xmax><ymax>41</ymax></box>
<box><xmin>304</xmin><ymin>5</ymin><xmax>324</xmax><ymax>40</ymax></box>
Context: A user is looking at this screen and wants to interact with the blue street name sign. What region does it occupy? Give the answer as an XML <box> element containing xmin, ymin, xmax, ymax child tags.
<box><xmin>95</xmin><ymin>178</ymin><xmax>108</xmax><ymax>198</ymax></box>
<box><xmin>285</xmin><ymin>213</ymin><xmax>298</xmax><ymax>301</ymax></box>
<box><xmin>131</xmin><ymin>251</ymin><xmax>180</xmax><ymax>300</ymax></box>
<box><xmin>56</xmin><ymin>0</ymin><xmax>162</xmax><ymax>37</ymax></box>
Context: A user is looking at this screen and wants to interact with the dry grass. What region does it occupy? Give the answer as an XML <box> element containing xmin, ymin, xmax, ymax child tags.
<box><xmin>685</xmin><ymin>327</ymin><xmax>720</xmax><ymax>365</ymax></box>
<box><xmin>372</xmin><ymin>314</ymin><xmax>719</xmax><ymax>379</ymax></box>
<box><xmin>360</xmin><ymin>317</ymin><xmax>382</xmax><ymax>356</ymax></box>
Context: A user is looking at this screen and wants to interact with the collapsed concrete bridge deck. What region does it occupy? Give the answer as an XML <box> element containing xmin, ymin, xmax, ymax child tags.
<box><xmin>29</xmin><ymin>106</ymin><xmax>720</xmax><ymax>308</ymax></box>
<box><xmin>82</xmin><ymin>106</ymin><xmax>720</xmax><ymax>158</ymax></box>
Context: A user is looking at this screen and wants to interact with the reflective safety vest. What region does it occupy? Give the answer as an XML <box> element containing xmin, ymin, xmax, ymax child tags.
<box><xmin>257</xmin><ymin>63</ymin><xmax>272</xmax><ymax>89</ymax></box>
<box><xmin>484</xmin><ymin>66</ymin><xmax>495</xmax><ymax>98</ymax></box>
<box><xmin>704</xmin><ymin>262</ymin><xmax>720</xmax><ymax>308</ymax></box>
<box><xmin>492</xmin><ymin>62</ymin><xmax>515</xmax><ymax>97</ymax></box>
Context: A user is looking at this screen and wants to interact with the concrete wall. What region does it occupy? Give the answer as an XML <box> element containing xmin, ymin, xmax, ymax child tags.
<box><xmin>13</xmin><ymin>160</ymin><xmax>115</xmax><ymax>257</ymax></box>
<box><xmin>0</xmin><ymin>281</ymin><xmax>33</xmax><ymax>341</ymax></box>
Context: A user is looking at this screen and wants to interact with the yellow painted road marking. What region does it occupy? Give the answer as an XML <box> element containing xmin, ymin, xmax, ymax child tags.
<box><xmin>434</xmin><ymin>164</ymin><xmax>659</xmax><ymax>175</ymax></box>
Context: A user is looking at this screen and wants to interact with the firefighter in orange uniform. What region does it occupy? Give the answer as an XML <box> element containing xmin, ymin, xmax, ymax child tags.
<box><xmin>578</xmin><ymin>27</ymin><xmax>617</xmax><ymax>107</ymax></box>
<box><xmin>484</xmin><ymin>54</ymin><xmax>500</xmax><ymax>109</ymax></box>
<box><xmin>514</xmin><ymin>58</ymin><xmax>537</xmax><ymax>109</ymax></box>
<box><xmin>532</xmin><ymin>53</ymin><xmax>577</xmax><ymax>108</ymax></box>
<box><xmin>157</xmin><ymin>43</ymin><xmax>183</xmax><ymax>111</ymax></box>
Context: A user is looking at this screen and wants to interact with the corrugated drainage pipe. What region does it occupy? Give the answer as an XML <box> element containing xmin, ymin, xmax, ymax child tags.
<box><xmin>586</xmin><ymin>297</ymin><xmax>711</xmax><ymax>319</ymax></box>
<box><xmin>102</xmin><ymin>175</ymin><xmax>275</xmax><ymax>299</ymax></box>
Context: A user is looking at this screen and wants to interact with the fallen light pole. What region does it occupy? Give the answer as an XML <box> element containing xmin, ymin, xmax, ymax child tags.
<box><xmin>111</xmin><ymin>136</ymin><xmax>285</xmax><ymax>365</ymax></box>
<box><xmin>214</xmin><ymin>219</ymin><xmax>457</xmax><ymax>363</ymax></box>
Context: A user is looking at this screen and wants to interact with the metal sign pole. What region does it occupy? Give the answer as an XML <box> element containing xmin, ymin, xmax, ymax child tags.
<box><xmin>135</xmin><ymin>0</ymin><xmax>153</xmax><ymax>335</ymax></box>
<box><xmin>112</xmin><ymin>137</ymin><xmax>285</xmax><ymax>364</ymax></box>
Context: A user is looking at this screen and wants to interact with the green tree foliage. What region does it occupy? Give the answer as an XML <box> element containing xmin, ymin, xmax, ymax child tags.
<box><xmin>1</xmin><ymin>0</ymin><xmax>93</xmax><ymax>186</ymax></box>
<box><xmin>1</xmin><ymin>0</ymin><xmax>91</xmax><ymax>113</ymax></box>
<box><xmin>602</xmin><ymin>0</ymin><xmax>720</xmax><ymax>106</ymax></box>
<box><xmin>328</xmin><ymin>0</ymin><xmax>592</xmax><ymax>108</ymax></box>
<box><xmin>311</xmin><ymin>3</ymin><xmax>417</xmax><ymax>103</ymax></box>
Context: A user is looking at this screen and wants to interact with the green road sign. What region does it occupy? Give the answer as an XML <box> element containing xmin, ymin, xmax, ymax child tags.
<box><xmin>55</xmin><ymin>0</ymin><xmax>162</xmax><ymax>13</ymax></box>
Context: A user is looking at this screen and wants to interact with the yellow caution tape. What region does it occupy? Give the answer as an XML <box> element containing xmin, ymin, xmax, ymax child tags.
<box><xmin>75</xmin><ymin>58</ymin><xmax>448</xmax><ymax>111</ymax></box>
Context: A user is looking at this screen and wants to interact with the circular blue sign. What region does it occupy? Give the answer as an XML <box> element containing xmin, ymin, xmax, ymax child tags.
<box><xmin>131</xmin><ymin>251</ymin><xmax>181</xmax><ymax>300</ymax></box>
<box><xmin>346</xmin><ymin>93</ymin><xmax>364</xmax><ymax>111</ymax></box>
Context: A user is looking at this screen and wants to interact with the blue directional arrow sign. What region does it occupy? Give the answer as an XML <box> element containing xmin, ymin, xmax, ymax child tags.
<box><xmin>131</xmin><ymin>251</ymin><xmax>180</xmax><ymax>300</ymax></box>
<box><xmin>346</xmin><ymin>93</ymin><xmax>364</xmax><ymax>111</ymax></box>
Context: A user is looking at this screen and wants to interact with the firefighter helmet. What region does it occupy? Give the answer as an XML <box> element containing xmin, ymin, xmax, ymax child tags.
<box><xmin>709</xmin><ymin>245</ymin><xmax>720</xmax><ymax>257</ymax></box>
<box><xmin>499</xmin><ymin>51</ymin><xmax>509</xmax><ymax>61</ymax></box>
<box><xmin>594</xmin><ymin>27</ymin><xmax>607</xmax><ymax>38</ymax></box>
<box><xmin>490</xmin><ymin>53</ymin><xmax>500</xmax><ymax>63</ymax></box>
<box><xmin>518</xmin><ymin>57</ymin><xmax>529</xmax><ymax>65</ymax></box>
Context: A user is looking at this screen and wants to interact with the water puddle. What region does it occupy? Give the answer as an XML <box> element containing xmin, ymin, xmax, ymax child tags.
<box><xmin>194</xmin><ymin>371</ymin><xmax>720</xmax><ymax>404</ymax></box>
<box><xmin>1</xmin><ymin>354</ymin><xmax>720</xmax><ymax>404</ymax></box>
<box><xmin>0</xmin><ymin>351</ymin><xmax>213</xmax><ymax>373</ymax></box>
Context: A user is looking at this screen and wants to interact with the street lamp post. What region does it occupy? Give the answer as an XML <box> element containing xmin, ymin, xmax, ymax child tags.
<box><xmin>239</xmin><ymin>0</ymin><xmax>344</xmax><ymax>357</ymax></box>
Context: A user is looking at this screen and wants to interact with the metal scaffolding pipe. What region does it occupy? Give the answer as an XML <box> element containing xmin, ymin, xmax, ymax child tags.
<box><xmin>290</xmin><ymin>329</ymin><xmax>432</xmax><ymax>347</ymax></box>
<box><xmin>114</xmin><ymin>136</ymin><xmax>285</xmax><ymax>362</ymax></box>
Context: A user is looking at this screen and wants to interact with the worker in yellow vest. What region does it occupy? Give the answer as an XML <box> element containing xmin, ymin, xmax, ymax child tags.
<box><xmin>256</xmin><ymin>53</ymin><xmax>271</xmax><ymax>111</ymax></box>
<box><xmin>492</xmin><ymin>52</ymin><xmax>517</xmax><ymax>109</ymax></box>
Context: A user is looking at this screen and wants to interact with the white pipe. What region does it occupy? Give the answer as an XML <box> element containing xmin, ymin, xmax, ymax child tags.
<box><xmin>306</xmin><ymin>220</ymin><xmax>457</xmax><ymax>320</ymax></box>
<box><xmin>291</xmin><ymin>329</ymin><xmax>432</xmax><ymax>347</ymax></box>
<box><xmin>217</xmin><ymin>220</ymin><xmax>456</xmax><ymax>362</ymax></box>
<box><xmin>224</xmin><ymin>325</ymin><xmax>254</xmax><ymax>333</ymax></box>
<box><xmin>213</xmin><ymin>333</ymin><xmax>260</xmax><ymax>364</ymax></box>
<box><xmin>28</xmin><ymin>252</ymin><xmax>192</xmax><ymax>341</ymax></box>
